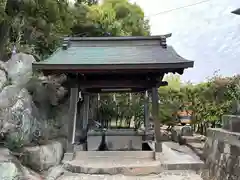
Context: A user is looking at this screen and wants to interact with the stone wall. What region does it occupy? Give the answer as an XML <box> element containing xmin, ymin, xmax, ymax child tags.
<box><xmin>203</xmin><ymin>127</ymin><xmax>240</xmax><ymax>180</ymax></box>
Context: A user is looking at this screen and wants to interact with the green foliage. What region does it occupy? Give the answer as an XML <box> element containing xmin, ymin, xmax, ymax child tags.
<box><xmin>159</xmin><ymin>74</ymin><xmax>240</xmax><ymax>134</ymax></box>
<box><xmin>97</xmin><ymin>93</ymin><xmax>144</xmax><ymax>129</ymax></box>
<box><xmin>4</xmin><ymin>132</ymin><xmax>25</xmax><ymax>152</ymax></box>
<box><xmin>0</xmin><ymin>0</ymin><xmax>150</xmax><ymax>60</ymax></box>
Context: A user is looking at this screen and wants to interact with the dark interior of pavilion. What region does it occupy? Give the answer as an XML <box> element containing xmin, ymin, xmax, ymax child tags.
<box><xmin>74</xmin><ymin>92</ymin><xmax>154</xmax><ymax>151</ymax></box>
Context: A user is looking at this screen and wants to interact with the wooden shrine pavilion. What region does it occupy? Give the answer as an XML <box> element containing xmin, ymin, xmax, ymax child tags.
<box><xmin>33</xmin><ymin>34</ymin><xmax>194</xmax><ymax>160</ymax></box>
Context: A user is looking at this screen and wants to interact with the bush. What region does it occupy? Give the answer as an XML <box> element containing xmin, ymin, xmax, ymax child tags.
<box><xmin>158</xmin><ymin>74</ymin><xmax>240</xmax><ymax>134</ymax></box>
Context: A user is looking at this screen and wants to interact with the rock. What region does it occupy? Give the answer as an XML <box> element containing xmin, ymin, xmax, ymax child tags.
<box><xmin>0</xmin><ymin>161</ymin><xmax>23</xmax><ymax>180</ymax></box>
<box><xmin>5</xmin><ymin>88</ymin><xmax>41</xmax><ymax>145</ymax></box>
<box><xmin>0</xmin><ymin>69</ymin><xmax>7</xmax><ymax>90</ymax></box>
<box><xmin>0</xmin><ymin>148</ymin><xmax>22</xmax><ymax>180</ymax></box>
<box><xmin>22</xmin><ymin>166</ymin><xmax>43</xmax><ymax>180</ymax></box>
<box><xmin>5</xmin><ymin>53</ymin><xmax>35</xmax><ymax>86</ymax></box>
<box><xmin>0</xmin><ymin>119</ymin><xmax>20</xmax><ymax>136</ymax></box>
<box><xmin>45</xmin><ymin>101</ymin><xmax>69</xmax><ymax>139</ymax></box>
<box><xmin>46</xmin><ymin>165</ymin><xmax>65</xmax><ymax>180</ymax></box>
<box><xmin>22</xmin><ymin>140</ymin><xmax>64</xmax><ymax>171</ymax></box>
<box><xmin>0</xmin><ymin>61</ymin><xmax>7</xmax><ymax>72</ymax></box>
<box><xmin>41</xmin><ymin>74</ymin><xmax>67</xmax><ymax>106</ymax></box>
<box><xmin>0</xmin><ymin>85</ymin><xmax>21</xmax><ymax>108</ymax></box>
<box><xmin>0</xmin><ymin>148</ymin><xmax>42</xmax><ymax>180</ymax></box>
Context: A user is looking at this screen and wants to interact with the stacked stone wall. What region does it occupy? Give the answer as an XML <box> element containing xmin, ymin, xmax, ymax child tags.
<box><xmin>203</xmin><ymin>128</ymin><xmax>240</xmax><ymax>180</ymax></box>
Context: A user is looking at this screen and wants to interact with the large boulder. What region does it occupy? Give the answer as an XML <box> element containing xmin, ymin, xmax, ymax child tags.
<box><xmin>3</xmin><ymin>88</ymin><xmax>42</xmax><ymax>146</ymax></box>
<box><xmin>22</xmin><ymin>140</ymin><xmax>65</xmax><ymax>171</ymax></box>
<box><xmin>0</xmin><ymin>148</ymin><xmax>42</xmax><ymax>180</ymax></box>
<box><xmin>5</xmin><ymin>53</ymin><xmax>35</xmax><ymax>86</ymax></box>
<box><xmin>28</xmin><ymin>74</ymin><xmax>67</xmax><ymax>107</ymax></box>
<box><xmin>0</xmin><ymin>85</ymin><xmax>21</xmax><ymax>109</ymax></box>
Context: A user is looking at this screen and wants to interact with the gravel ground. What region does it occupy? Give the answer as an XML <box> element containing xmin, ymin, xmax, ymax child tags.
<box><xmin>57</xmin><ymin>170</ymin><xmax>203</xmax><ymax>180</ymax></box>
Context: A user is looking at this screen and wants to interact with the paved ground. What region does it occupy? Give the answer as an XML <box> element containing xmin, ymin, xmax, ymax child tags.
<box><xmin>160</xmin><ymin>142</ymin><xmax>202</xmax><ymax>164</ymax></box>
<box><xmin>57</xmin><ymin>170</ymin><xmax>203</xmax><ymax>180</ymax></box>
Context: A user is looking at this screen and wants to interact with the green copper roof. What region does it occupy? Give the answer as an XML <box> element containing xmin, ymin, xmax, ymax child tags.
<box><xmin>33</xmin><ymin>35</ymin><xmax>194</xmax><ymax>70</ymax></box>
<box><xmin>38</xmin><ymin>46</ymin><xmax>189</xmax><ymax>65</ymax></box>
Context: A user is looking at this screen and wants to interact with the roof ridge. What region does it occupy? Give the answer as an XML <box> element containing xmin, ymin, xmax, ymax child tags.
<box><xmin>63</xmin><ymin>34</ymin><xmax>172</xmax><ymax>42</ymax></box>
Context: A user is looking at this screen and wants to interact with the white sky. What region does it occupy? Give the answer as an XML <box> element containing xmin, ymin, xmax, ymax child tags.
<box><xmin>69</xmin><ymin>0</ymin><xmax>240</xmax><ymax>83</ymax></box>
<box><xmin>132</xmin><ymin>0</ymin><xmax>240</xmax><ymax>83</ymax></box>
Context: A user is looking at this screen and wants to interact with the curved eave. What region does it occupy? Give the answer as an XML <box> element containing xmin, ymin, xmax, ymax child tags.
<box><xmin>32</xmin><ymin>61</ymin><xmax>193</xmax><ymax>75</ymax></box>
<box><xmin>232</xmin><ymin>8</ymin><xmax>240</xmax><ymax>15</ymax></box>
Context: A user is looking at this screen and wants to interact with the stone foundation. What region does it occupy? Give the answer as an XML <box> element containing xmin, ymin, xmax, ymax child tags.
<box><xmin>203</xmin><ymin>128</ymin><xmax>240</xmax><ymax>180</ymax></box>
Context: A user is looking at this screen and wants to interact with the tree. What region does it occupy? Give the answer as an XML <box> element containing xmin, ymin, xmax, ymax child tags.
<box><xmin>158</xmin><ymin>73</ymin><xmax>240</xmax><ymax>135</ymax></box>
<box><xmin>0</xmin><ymin>0</ymin><xmax>74</xmax><ymax>60</ymax></box>
<box><xmin>0</xmin><ymin>0</ymin><xmax>150</xmax><ymax>60</ymax></box>
<box><xmin>72</xmin><ymin>0</ymin><xmax>150</xmax><ymax>37</ymax></box>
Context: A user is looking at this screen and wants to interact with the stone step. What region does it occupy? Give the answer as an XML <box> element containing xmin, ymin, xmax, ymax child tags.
<box><xmin>158</xmin><ymin>142</ymin><xmax>205</xmax><ymax>171</ymax></box>
<box><xmin>185</xmin><ymin>142</ymin><xmax>204</xmax><ymax>160</ymax></box>
<box><xmin>63</xmin><ymin>158</ymin><xmax>161</xmax><ymax>176</ymax></box>
<box><xmin>57</xmin><ymin>170</ymin><xmax>204</xmax><ymax>180</ymax></box>
<box><xmin>63</xmin><ymin>151</ymin><xmax>158</xmax><ymax>176</ymax></box>
<box><xmin>74</xmin><ymin>151</ymin><xmax>154</xmax><ymax>159</ymax></box>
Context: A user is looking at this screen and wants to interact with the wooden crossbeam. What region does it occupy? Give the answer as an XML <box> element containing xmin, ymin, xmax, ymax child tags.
<box><xmin>78</xmin><ymin>79</ymin><xmax>156</xmax><ymax>89</ymax></box>
<box><xmin>84</xmin><ymin>87</ymin><xmax>149</xmax><ymax>93</ymax></box>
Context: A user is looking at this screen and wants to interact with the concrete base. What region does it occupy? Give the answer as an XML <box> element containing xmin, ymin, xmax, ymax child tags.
<box><xmin>63</xmin><ymin>141</ymin><xmax>204</xmax><ymax>175</ymax></box>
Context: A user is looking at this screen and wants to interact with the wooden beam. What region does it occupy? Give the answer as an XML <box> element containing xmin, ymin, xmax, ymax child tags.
<box><xmin>84</xmin><ymin>87</ymin><xmax>149</xmax><ymax>93</ymax></box>
<box><xmin>79</xmin><ymin>79</ymin><xmax>156</xmax><ymax>89</ymax></box>
<box><xmin>88</xmin><ymin>130</ymin><xmax>145</xmax><ymax>136</ymax></box>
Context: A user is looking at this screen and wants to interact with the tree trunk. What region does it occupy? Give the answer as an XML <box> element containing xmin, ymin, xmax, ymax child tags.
<box><xmin>0</xmin><ymin>0</ymin><xmax>23</xmax><ymax>60</ymax></box>
<box><xmin>0</xmin><ymin>20</ymin><xmax>10</xmax><ymax>60</ymax></box>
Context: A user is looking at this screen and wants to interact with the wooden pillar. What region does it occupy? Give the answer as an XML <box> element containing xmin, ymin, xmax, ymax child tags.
<box><xmin>152</xmin><ymin>87</ymin><xmax>162</xmax><ymax>152</ymax></box>
<box><xmin>82</xmin><ymin>93</ymin><xmax>90</xmax><ymax>151</ymax></box>
<box><xmin>64</xmin><ymin>86</ymin><xmax>79</xmax><ymax>161</ymax></box>
<box><xmin>82</xmin><ymin>94</ymin><xmax>90</xmax><ymax>129</ymax></box>
<box><xmin>144</xmin><ymin>91</ymin><xmax>149</xmax><ymax>129</ymax></box>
